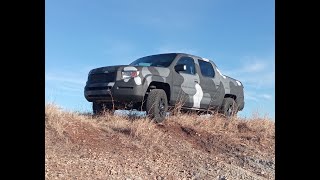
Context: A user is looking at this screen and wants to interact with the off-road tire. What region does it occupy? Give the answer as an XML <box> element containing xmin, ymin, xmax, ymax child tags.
<box><xmin>220</xmin><ymin>97</ymin><xmax>238</xmax><ymax>118</ymax></box>
<box><xmin>146</xmin><ymin>89</ymin><xmax>168</xmax><ymax>123</ymax></box>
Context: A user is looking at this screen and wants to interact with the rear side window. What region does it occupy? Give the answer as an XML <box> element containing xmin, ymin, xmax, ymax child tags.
<box><xmin>176</xmin><ymin>57</ymin><xmax>196</xmax><ymax>75</ymax></box>
<box><xmin>199</xmin><ymin>60</ymin><xmax>215</xmax><ymax>78</ymax></box>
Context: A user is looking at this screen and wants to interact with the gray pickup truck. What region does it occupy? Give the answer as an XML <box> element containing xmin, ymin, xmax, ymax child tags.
<box><xmin>84</xmin><ymin>53</ymin><xmax>244</xmax><ymax>122</ymax></box>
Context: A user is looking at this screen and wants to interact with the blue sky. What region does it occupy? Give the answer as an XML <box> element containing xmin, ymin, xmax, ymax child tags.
<box><xmin>45</xmin><ymin>0</ymin><xmax>275</xmax><ymax>119</ymax></box>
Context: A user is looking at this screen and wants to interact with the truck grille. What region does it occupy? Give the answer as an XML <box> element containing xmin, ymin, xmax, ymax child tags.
<box><xmin>88</xmin><ymin>73</ymin><xmax>116</xmax><ymax>83</ymax></box>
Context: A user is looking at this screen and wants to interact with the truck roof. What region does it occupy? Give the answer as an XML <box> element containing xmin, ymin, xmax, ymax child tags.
<box><xmin>151</xmin><ymin>52</ymin><xmax>217</xmax><ymax>66</ymax></box>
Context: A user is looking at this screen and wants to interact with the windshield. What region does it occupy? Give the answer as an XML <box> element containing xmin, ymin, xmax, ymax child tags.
<box><xmin>130</xmin><ymin>53</ymin><xmax>177</xmax><ymax>67</ymax></box>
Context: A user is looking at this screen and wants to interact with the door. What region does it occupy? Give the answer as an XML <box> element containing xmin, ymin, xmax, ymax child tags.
<box><xmin>197</xmin><ymin>59</ymin><xmax>224</xmax><ymax>109</ymax></box>
<box><xmin>172</xmin><ymin>56</ymin><xmax>201</xmax><ymax>108</ymax></box>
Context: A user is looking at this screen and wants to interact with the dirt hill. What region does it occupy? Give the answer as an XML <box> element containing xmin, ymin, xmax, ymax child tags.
<box><xmin>45</xmin><ymin>103</ymin><xmax>275</xmax><ymax>180</ymax></box>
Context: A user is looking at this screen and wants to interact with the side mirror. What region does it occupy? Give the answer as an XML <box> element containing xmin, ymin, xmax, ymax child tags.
<box><xmin>175</xmin><ymin>64</ymin><xmax>187</xmax><ymax>72</ymax></box>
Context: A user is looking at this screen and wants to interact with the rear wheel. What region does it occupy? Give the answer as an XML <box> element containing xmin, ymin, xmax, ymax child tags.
<box><xmin>220</xmin><ymin>98</ymin><xmax>238</xmax><ymax>118</ymax></box>
<box><xmin>146</xmin><ymin>89</ymin><xmax>168</xmax><ymax>123</ymax></box>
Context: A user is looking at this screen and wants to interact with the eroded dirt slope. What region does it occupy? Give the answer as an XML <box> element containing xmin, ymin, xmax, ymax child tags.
<box><xmin>45</xmin><ymin>104</ymin><xmax>275</xmax><ymax>180</ymax></box>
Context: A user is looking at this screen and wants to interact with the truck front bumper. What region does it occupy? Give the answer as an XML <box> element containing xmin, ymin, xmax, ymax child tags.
<box><xmin>84</xmin><ymin>81</ymin><xmax>146</xmax><ymax>103</ymax></box>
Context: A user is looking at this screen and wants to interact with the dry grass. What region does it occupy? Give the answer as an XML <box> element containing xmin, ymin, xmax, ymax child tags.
<box><xmin>45</xmin><ymin>103</ymin><xmax>275</xmax><ymax>180</ymax></box>
<box><xmin>165</xmin><ymin>112</ymin><xmax>274</xmax><ymax>140</ymax></box>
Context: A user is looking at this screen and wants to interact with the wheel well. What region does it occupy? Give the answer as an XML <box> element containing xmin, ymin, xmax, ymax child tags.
<box><xmin>224</xmin><ymin>94</ymin><xmax>236</xmax><ymax>100</ymax></box>
<box><xmin>147</xmin><ymin>82</ymin><xmax>170</xmax><ymax>101</ymax></box>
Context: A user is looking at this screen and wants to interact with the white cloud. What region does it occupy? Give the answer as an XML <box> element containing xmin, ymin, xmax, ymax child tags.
<box><xmin>244</xmin><ymin>92</ymin><xmax>259</xmax><ymax>102</ymax></box>
<box><xmin>244</xmin><ymin>91</ymin><xmax>273</xmax><ymax>102</ymax></box>
<box><xmin>45</xmin><ymin>74</ymin><xmax>85</xmax><ymax>85</ymax></box>
<box><xmin>242</xmin><ymin>61</ymin><xmax>267</xmax><ymax>73</ymax></box>
<box><xmin>240</xmin><ymin>70</ymin><xmax>275</xmax><ymax>89</ymax></box>
<box><xmin>45</xmin><ymin>70</ymin><xmax>88</xmax><ymax>96</ymax></box>
<box><xmin>221</xmin><ymin>56</ymin><xmax>275</xmax><ymax>89</ymax></box>
<box><xmin>259</xmin><ymin>94</ymin><xmax>272</xmax><ymax>100</ymax></box>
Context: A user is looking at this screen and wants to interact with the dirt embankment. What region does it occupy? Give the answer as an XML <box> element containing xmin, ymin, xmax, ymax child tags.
<box><xmin>45</xmin><ymin>104</ymin><xmax>275</xmax><ymax>180</ymax></box>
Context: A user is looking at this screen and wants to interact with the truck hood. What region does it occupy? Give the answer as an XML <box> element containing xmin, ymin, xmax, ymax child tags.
<box><xmin>89</xmin><ymin>65</ymin><xmax>127</xmax><ymax>74</ymax></box>
<box><xmin>89</xmin><ymin>65</ymin><xmax>170</xmax><ymax>76</ymax></box>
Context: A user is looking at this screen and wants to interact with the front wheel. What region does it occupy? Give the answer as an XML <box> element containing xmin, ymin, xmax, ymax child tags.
<box><xmin>146</xmin><ymin>89</ymin><xmax>168</xmax><ymax>123</ymax></box>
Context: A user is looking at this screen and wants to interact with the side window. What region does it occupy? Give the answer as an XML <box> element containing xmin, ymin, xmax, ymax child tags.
<box><xmin>198</xmin><ymin>60</ymin><xmax>215</xmax><ymax>78</ymax></box>
<box><xmin>176</xmin><ymin>57</ymin><xmax>196</xmax><ymax>75</ymax></box>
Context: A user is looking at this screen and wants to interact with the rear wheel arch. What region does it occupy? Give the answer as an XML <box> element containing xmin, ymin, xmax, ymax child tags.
<box><xmin>224</xmin><ymin>94</ymin><xmax>237</xmax><ymax>101</ymax></box>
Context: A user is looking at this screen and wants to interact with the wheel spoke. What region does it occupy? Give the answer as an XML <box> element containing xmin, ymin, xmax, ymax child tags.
<box><xmin>227</xmin><ymin>105</ymin><xmax>232</xmax><ymax>116</ymax></box>
<box><xmin>159</xmin><ymin>98</ymin><xmax>166</xmax><ymax>116</ymax></box>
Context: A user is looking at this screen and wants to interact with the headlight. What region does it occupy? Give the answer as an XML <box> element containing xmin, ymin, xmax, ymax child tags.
<box><xmin>122</xmin><ymin>70</ymin><xmax>139</xmax><ymax>79</ymax></box>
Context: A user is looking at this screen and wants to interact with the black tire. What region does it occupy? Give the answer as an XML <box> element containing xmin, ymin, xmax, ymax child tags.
<box><xmin>92</xmin><ymin>102</ymin><xmax>114</xmax><ymax>115</ymax></box>
<box><xmin>220</xmin><ymin>98</ymin><xmax>238</xmax><ymax>118</ymax></box>
<box><xmin>146</xmin><ymin>89</ymin><xmax>168</xmax><ymax>123</ymax></box>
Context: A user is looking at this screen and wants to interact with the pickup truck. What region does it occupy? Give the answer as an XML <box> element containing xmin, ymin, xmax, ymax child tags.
<box><xmin>84</xmin><ymin>53</ymin><xmax>244</xmax><ymax>122</ymax></box>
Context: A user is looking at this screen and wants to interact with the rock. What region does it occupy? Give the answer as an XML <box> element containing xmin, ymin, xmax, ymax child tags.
<box><xmin>218</xmin><ymin>175</ymin><xmax>227</xmax><ymax>180</ymax></box>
